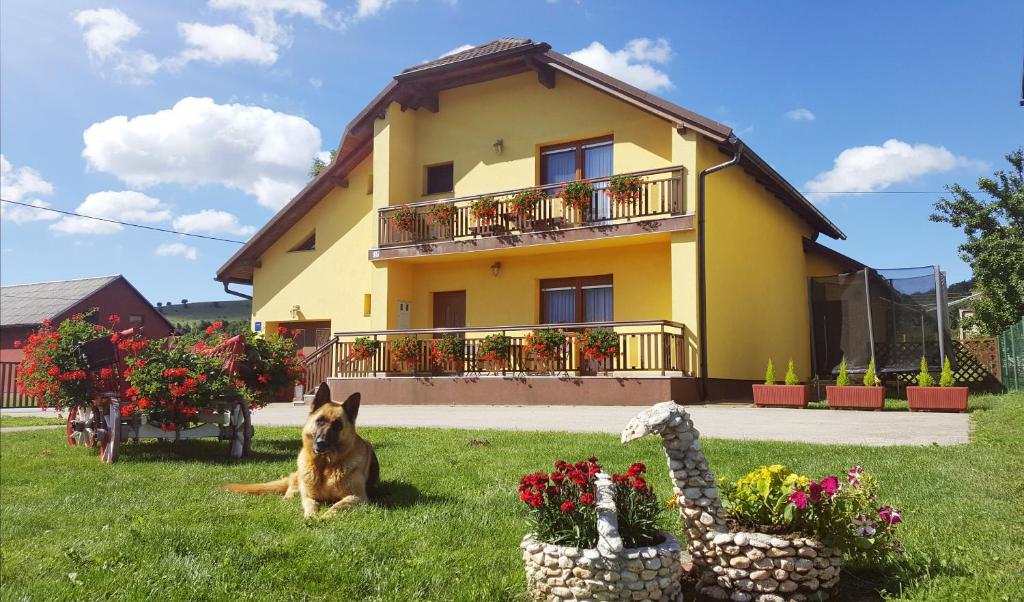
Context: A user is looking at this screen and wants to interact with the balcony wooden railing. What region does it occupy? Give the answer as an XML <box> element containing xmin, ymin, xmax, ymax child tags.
<box><xmin>303</xmin><ymin>320</ymin><xmax>690</xmax><ymax>387</ymax></box>
<box><xmin>376</xmin><ymin>166</ymin><xmax>686</xmax><ymax>248</ymax></box>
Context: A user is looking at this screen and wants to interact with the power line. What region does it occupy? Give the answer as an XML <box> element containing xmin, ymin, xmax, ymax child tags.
<box><xmin>0</xmin><ymin>199</ymin><xmax>247</xmax><ymax>244</ymax></box>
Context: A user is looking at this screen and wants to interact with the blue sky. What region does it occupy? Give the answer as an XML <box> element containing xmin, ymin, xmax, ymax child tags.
<box><xmin>1</xmin><ymin>0</ymin><xmax>1021</xmax><ymax>303</ymax></box>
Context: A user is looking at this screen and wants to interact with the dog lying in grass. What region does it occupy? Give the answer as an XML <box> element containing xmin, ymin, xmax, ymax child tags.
<box><xmin>224</xmin><ymin>383</ymin><xmax>379</xmax><ymax>518</ymax></box>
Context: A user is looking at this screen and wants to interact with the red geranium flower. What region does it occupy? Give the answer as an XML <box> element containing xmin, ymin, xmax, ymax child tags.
<box><xmin>626</xmin><ymin>463</ymin><xmax>646</xmax><ymax>477</ymax></box>
<box><xmin>560</xmin><ymin>500</ymin><xmax>576</xmax><ymax>513</ymax></box>
<box><xmin>579</xmin><ymin>493</ymin><xmax>595</xmax><ymax>505</ymax></box>
<box><xmin>789</xmin><ymin>490</ymin><xmax>808</xmax><ymax>510</ymax></box>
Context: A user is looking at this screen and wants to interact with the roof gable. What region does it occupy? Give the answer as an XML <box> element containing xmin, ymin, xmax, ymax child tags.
<box><xmin>216</xmin><ymin>38</ymin><xmax>843</xmax><ymax>284</ymax></box>
<box><xmin>0</xmin><ymin>275</ymin><xmax>119</xmax><ymax>326</ymax></box>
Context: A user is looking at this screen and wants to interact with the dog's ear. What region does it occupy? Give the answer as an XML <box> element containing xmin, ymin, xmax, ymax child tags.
<box><xmin>341</xmin><ymin>392</ymin><xmax>361</xmax><ymax>424</ymax></box>
<box><xmin>310</xmin><ymin>382</ymin><xmax>332</xmax><ymax>414</ymax></box>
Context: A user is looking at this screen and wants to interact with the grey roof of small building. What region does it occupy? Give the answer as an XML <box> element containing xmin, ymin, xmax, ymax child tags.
<box><xmin>0</xmin><ymin>275</ymin><xmax>119</xmax><ymax>327</ymax></box>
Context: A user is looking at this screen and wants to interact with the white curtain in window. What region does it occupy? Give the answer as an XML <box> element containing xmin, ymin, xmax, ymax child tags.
<box><xmin>584</xmin><ymin>143</ymin><xmax>613</xmax><ymax>220</ymax></box>
<box><xmin>583</xmin><ymin>285</ymin><xmax>613</xmax><ymax>322</ymax></box>
<box><xmin>543</xmin><ymin>288</ymin><xmax>576</xmax><ymax>323</ymax></box>
<box><xmin>542</xmin><ymin>149</ymin><xmax>576</xmax><ymax>185</ymax></box>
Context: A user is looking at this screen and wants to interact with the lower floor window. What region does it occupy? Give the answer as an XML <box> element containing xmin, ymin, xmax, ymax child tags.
<box><xmin>540</xmin><ymin>275</ymin><xmax>613</xmax><ymax>324</ymax></box>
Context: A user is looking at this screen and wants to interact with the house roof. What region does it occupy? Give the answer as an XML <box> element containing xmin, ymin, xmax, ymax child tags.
<box><xmin>0</xmin><ymin>275</ymin><xmax>120</xmax><ymax>326</ymax></box>
<box><xmin>216</xmin><ymin>38</ymin><xmax>845</xmax><ymax>284</ymax></box>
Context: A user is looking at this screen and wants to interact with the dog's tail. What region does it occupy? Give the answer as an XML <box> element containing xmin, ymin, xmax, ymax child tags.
<box><xmin>222</xmin><ymin>476</ymin><xmax>290</xmax><ymax>495</ymax></box>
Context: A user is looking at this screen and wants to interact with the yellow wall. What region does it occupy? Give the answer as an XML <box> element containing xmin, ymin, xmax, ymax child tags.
<box><xmin>251</xmin><ymin>157</ymin><xmax>376</xmax><ymax>333</ymax></box>
<box><xmin>400</xmin><ymin>242</ymin><xmax>671</xmax><ymax>328</ymax></box>
<box><xmin>805</xmin><ymin>247</ymin><xmax>856</xmax><ymax>278</ymax></box>
<box><xmin>698</xmin><ymin>137</ymin><xmax>819</xmax><ymax>380</ymax></box>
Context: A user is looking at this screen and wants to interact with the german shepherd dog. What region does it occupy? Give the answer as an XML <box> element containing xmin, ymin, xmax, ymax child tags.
<box><xmin>224</xmin><ymin>383</ymin><xmax>379</xmax><ymax>518</ymax></box>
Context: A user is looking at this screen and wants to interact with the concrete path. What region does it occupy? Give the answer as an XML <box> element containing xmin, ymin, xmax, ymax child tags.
<box><xmin>2</xmin><ymin>404</ymin><xmax>971</xmax><ymax>446</ymax></box>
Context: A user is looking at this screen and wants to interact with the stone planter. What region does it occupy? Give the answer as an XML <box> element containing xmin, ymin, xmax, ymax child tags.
<box><xmin>826</xmin><ymin>386</ymin><xmax>884</xmax><ymax>410</ymax></box>
<box><xmin>621</xmin><ymin>402</ymin><xmax>846</xmax><ymax>602</ymax></box>
<box><xmin>752</xmin><ymin>384</ymin><xmax>809</xmax><ymax>408</ymax></box>
<box><xmin>907</xmin><ymin>386</ymin><xmax>968</xmax><ymax>412</ymax></box>
<box><xmin>520</xmin><ymin>532</ymin><xmax>683</xmax><ymax>601</ymax></box>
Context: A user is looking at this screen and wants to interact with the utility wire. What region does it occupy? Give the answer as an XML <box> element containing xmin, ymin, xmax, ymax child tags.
<box><xmin>0</xmin><ymin>198</ymin><xmax>247</xmax><ymax>244</ymax></box>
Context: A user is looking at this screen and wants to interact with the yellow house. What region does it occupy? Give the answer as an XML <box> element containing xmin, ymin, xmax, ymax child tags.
<box><xmin>215</xmin><ymin>38</ymin><xmax>860</xmax><ymax>405</ymax></box>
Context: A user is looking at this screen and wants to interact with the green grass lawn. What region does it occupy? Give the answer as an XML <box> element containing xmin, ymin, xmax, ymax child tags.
<box><xmin>2</xmin><ymin>394</ymin><xmax>1022</xmax><ymax>601</ymax></box>
<box><xmin>0</xmin><ymin>415</ymin><xmax>65</xmax><ymax>428</ymax></box>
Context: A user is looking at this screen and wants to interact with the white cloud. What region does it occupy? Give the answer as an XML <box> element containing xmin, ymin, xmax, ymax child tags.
<box><xmin>73</xmin><ymin>8</ymin><xmax>160</xmax><ymax>83</ymax></box>
<box><xmin>176</xmin><ymin>23</ymin><xmax>278</xmax><ymax>66</ymax></box>
<box><xmin>355</xmin><ymin>0</ymin><xmax>396</xmax><ymax>19</ymax></box>
<box><xmin>208</xmin><ymin>0</ymin><xmax>337</xmax><ymax>43</ymax></box>
<box><xmin>785</xmin><ymin>108</ymin><xmax>816</xmax><ymax>122</ymax></box>
<box><xmin>50</xmin><ymin>191</ymin><xmax>170</xmax><ymax>235</ymax></box>
<box><xmin>82</xmin><ymin>97</ymin><xmax>323</xmax><ymax>210</ymax></box>
<box><xmin>567</xmin><ymin>38</ymin><xmax>673</xmax><ymax>93</ymax></box>
<box><xmin>309</xmin><ymin>77</ymin><xmax>323</xmax><ymax>88</ymax></box>
<box><xmin>0</xmin><ymin>155</ymin><xmax>59</xmax><ymax>224</ymax></box>
<box><xmin>173</xmin><ymin>210</ymin><xmax>256</xmax><ymax>236</ymax></box>
<box><xmin>441</xmin><ymin>44</ymin><xmax>474</xmax><ymax>58</ymax></box>
<box><xmin>804</xmin><ymin>139</ymin><xmax>986</xmax><ymax>202</ymax></box>
<box><xmin>155</xmin><ymin>242</ymin><xmax>198</xmax><ymax>260</ymax></box>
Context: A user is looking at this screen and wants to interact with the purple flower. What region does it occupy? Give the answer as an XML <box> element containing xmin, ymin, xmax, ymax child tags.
<box><xmin>821</xmin><ymin>475</ymin><xmax>840</xmax><ymax>497</ymax></box>
<box><xmin>852</xmin><ymin>513</ymin><xmax>876</xmax><ymax>537</ymax></box>
<box><xmin>788</xmin><ymin>490</ymin><xmax>808</xmax><ymax>509</ymax></box>
<box><xmin>847</xmin><ymin>465</ymin><xmax>863</xmax><ymax>486</ymax></box>
<box><xmin>808</xmin><ymin>480</ymin><xmax>823</xmax><ymax>503</ymax></box>
<box><xmin>878</xmin><ymin>506</ymin><xmax>902</xmax><ymax>526</ymax></box>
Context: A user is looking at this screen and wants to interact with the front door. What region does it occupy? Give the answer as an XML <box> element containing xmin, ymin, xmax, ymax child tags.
<box><xmin>287</xmin><ymin>320</ymin><xmax>332</xmax><ymax>357</ymax></box>
<box><xmin>433</xmin><ymin>291</ymin><xmax>466</xmax><ymax>329</ymax></box>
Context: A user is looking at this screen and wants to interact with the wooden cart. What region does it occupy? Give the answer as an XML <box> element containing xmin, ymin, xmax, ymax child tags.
<box><xmin>66</xmin><ymin>333</ymin><xmax>254</xmax><ymax>464</ymax></box>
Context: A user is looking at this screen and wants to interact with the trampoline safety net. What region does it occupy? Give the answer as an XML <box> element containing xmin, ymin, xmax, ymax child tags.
<box><xmin>810</xmin><ymin>266</ymin><xmax>953</xmax><ymax>377</ymax></box>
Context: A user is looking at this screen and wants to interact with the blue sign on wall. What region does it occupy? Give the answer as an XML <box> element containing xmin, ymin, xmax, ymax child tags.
<box><xmin>254</xmin><ymin>322</ymin><xmax>262</xmax><ymax>332</ymax></box>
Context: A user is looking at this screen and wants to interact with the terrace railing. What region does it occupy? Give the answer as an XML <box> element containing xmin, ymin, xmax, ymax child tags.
<box><xmin>303</xmin><ymin>320</ymin><xmax>690</xmax><ymax>387</ymax></box>
<box><xmin>376</xmin><ymin>166</ymin><xmax>686</xmax><ymax>247</ymax></box>
<box><xmin>1</xmin><ymin>361</ymin><xmax>37</xmax><ymax>408</ymax></box>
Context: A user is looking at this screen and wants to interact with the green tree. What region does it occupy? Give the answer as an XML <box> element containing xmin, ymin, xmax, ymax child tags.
<box><xmin>784</xmin><ymin>359</ymin><xmax>798</xmax><ymax>385</ymax></box>
<box><xmin>930</xmin><ymin>148</ymin><xmax>1024</xmax><ymax>335</ymax></box>
<box><xmin>310</xmin><ymin>149</ymin><xmax>338</xmax><ymax>178</ymax></box>
<box><xmin>917</xmin><ymin>356</ymin><xmax>934</xmax><ymax>387</ymax></box>
<box><xmin>863</xmin><ymin>357</ymin><xmax>878</xmax><ymax>387</ymax></box>
<box><xmin>764</xmin><ymin>359</ymin><xmax>775</xmax><ymax>385</ymax></box>
<box><xmin>836</xmin><ymin>357</ymin><xmax>850</xmax><ymax>386</ymax></box>
<box><xmin>939</xmin><ymin>357</ymin><xmax>956</xmax><ymax>387</ymax></box>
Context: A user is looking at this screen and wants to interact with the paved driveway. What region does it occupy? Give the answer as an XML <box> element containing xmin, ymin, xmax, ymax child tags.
<box><xmin>3</xmin><ymin>404</ymin><xmax>970</xmax><ymax>446</ymax></box>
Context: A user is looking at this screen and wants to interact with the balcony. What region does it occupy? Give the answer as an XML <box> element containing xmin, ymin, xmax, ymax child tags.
<box><xmin>372</xmin><ymin>166</ymin><xmax>688</xmax><ymax>259</ymax></box>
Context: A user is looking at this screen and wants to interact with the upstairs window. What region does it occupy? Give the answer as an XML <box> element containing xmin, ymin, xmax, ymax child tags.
<box><xmin>425</xmin><ymin>162</ymin><xmax>454</xmax><ymax>195</ymax></box>
<box><xmin>289</xmin><ymin>231</ymin><xmax>316</xmax><ymax>252</ymax></box>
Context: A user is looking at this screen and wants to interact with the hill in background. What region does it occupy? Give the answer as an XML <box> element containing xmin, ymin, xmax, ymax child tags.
<box><xmin>157</xmin><ymin>300</ymin><xmax>251</xmax><ymax>328</ymax></box>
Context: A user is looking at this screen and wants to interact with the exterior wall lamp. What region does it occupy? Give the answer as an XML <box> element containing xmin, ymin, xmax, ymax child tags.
<box><xmin>493</xmin><ymin>138</ymin><xmax>504</xmax><ymax>155</ymax></box>
<box><xmin>490</xmin><ymin>261</ymin><xmax>502</xmax><ymax>277</ymax></box>
<box><xmin>290</xmin><ymin>305</ymin><xmax>301</xmax><ymax>318</ymax></box>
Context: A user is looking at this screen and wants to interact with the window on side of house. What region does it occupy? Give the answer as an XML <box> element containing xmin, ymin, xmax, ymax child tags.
<box><xmin>129</xmin><ymin>314</ymin><xmax>144</xmax><ymax>324</ymax></box>
<box><xmin>289</xmin><ymin>231</ymin><xmax>316</xmax><ymax>252</ymax></box>
<box><xmin>425</xmin><ymin>162</ymin><xmax>454</xmax><ymax>195</ymax></box>
<box><xmin>540</xmin><ymin>275</ymin><xmax>613</xmax><ymax>324</ymax></box>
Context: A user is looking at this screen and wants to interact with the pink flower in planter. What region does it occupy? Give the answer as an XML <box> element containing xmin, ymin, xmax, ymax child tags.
<box><xmin>788</xmin><ymin>490</ymin><xmax>809</xmax><ymax>509</ymax></box>
<box><xmin>847</xmin><ymin>465</ymin><xmax>863</xmax><ymax>486</ymax></box>
<box><xmin>821</xmin><ymin>475</ymin><xmax>840</xmax><ymax>497</ymax></box>
<box><xmin>878</xmin><ymin>506</ymin><xmax>902</xmax><ymax>526</ymax></box>
<box><xmin>852</xmin><ymin>514</ymin><xmax>877</xmax><ymax>537</ymax></box>
<box><xmin>808</xmin><ymin>480</ymin><xmax>823</xmax><ymax>503</ymax></box>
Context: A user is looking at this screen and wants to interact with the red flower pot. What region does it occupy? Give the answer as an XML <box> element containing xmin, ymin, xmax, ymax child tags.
<box><xmin>906</xmin><ymin>386</ymin><xmax>968</xmax><ymax>412</ymax></box>
<box><xmin>752</xmin><ymin>384</ymin><xmax>808</xmax><ymax>408</ymax></box>
<box><xmin>826</xmin><ymin>386</ymin><xmax>884</xmax><ymax>410</ymax></box>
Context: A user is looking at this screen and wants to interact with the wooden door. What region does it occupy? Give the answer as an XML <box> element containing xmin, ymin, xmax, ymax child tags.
<box><xmin>433</xmin><ymin>291</ymin><xmax>466</xmax><ymax>329</ymax></box>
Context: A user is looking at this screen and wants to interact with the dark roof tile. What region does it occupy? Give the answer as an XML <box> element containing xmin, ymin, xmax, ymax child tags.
<box><xmin>402</xmin><ymin>38</ymin><xmax>533</xmax><ymax>74</ymax></box>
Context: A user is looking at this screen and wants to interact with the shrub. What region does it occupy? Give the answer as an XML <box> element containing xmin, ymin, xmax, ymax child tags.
<box><xmin>608</xmin><ymin>174</ymin><xmax>644</xmax><ymax>205</ymax></box>
<box><xmin>720</xmin><ymin>464</ymin><xmax>903</xmax><ymax>558</ymax></box>
<box><xmin>426</xmin><ymin>203</ymin><xmax>456</xmax><ymax>225</ymax></box>
<box><xmin>581</xmin><ymin>328</ymin><xmax>618</xmax><ymax>361</ymax></box>
<box><xmin>917</xmin><ymin>356</ymin><xmax>934</xmax><ymax>387</ymax></box>
<box><xmin>478</xmin><ymin>333</ymin><xmax>511</xmax><ymax>363</ymax></box>
<box><xmin>835</xmin><ymin>357</ymin><xmax>850</xmax><ymax>386</ymax></box>
<box><xmin>784</xmin><ymin>359</ymin><xmax>799</xmax><ymax>385</ymax></box>
<box><xmin>863</xmin><ymin>357</ymin><xmax>879</xmax><ymax>387</ymax></box>
<box><xmin>939</xmin><ymin>357</ymin><xmax>956</xmax><ymax>387</ymax></box>
<box><xmin>470</xmin><ymin>196</ymin><xmax>498</xmax><ymax>224</ymax></box>
<box><xmin>519</xmin><ymin>457</ymin><xmax>663</xmax><ymax>549</ymax></box>
<box><xmin>509</xmin><ymin>189</ymin><xmax>546</xmax><ymax>218</ymax></box>
<box><xmin>560</xmin><ymin>180</ymin><xmax>594</xmax><ymax>211</ymax></box>
<box><xmin>391</xmin><ymin>205</ymin><xmax>419</xmax><ymax>233</ymax></box>
<box><xmin>390</xmin><ymin>335</ymin><xmax>419</xmax><ymax>365</ymax></box>
<box><xmin>429</xmin><ymin>334</ymin><xmax>464</xmax><ymax>363</ymax></box>
<box><xmin>764</xmin><ymin>359</ymin><xmax>775</xmax><ymax>385</ymax></box>
<box><xmin>526</xmin><ymin>329</ymin><xmax>568</xmax><ymax>361</ymax></box>
<box><xmin>349</xmin><ymin>337</ymin><xmax>377</xmax><ymax>361</ymax></box>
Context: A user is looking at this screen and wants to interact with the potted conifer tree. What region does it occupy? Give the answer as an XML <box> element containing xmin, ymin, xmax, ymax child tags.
<box><xmin>752</xmin><ymin>358</ymin><xmax>809</xmax><ymax>408</ymax></box>
<box><xmin>826</xmin><ymin>357</ymin><xmax>885</xmax><ymax>410</ymax></box>
<box><xmin>907</xmin><ymin>356</ymin><xmax>968</xmax><ymax>412</ymax></box>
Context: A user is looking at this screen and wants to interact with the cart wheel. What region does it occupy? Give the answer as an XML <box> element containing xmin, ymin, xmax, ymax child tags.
<box><xmin>241</xmin><ymin>401</ymin><xmax>253</xmax><ymax>458</ymax></box>
<box><xmin>99</xmin><ymin>401</ymin><xmax>122</xmax><ymax>464</ymax></box>
<box><xmin>228</xmin><ymin>401</ymin><xmax>245</xmax><ymax>459</ymax></box>
<box><xmin>96</xmin><ymin>428</ymin><xmax>110</xmax><ymax>459</ymax></box>
<box><xmin>66</xmin><ymin>406</ymin><xmax>79</xmax><ymax>446</ymax></box>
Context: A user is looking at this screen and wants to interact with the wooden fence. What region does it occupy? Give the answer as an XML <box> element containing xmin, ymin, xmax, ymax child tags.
<box><xmin>1</xmin><ymin>361</ymin><xmax>38</xmax><ymax>408</ymax></box>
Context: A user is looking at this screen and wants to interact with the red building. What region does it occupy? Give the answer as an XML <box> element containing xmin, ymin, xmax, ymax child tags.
<box><xmin>0</xmin><ymin>275</ymin><xmax>173</xmax><ymax>363</ymax></box>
